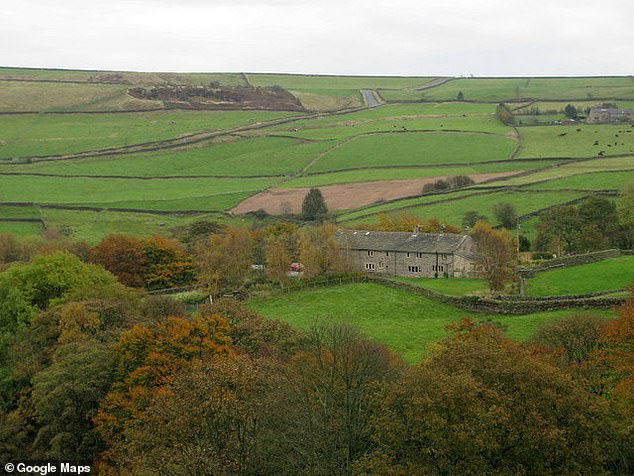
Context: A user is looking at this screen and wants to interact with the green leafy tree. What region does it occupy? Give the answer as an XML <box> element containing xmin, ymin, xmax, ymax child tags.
<box><xmin>564</xmin><ymin>103</ymin><xmax>578</xmax><ymax>119</ymax></box>
<box><xmin>462</xmin><ymin>211</ymin><xmax>488</xmax><ymax>228</ymax></box>
<box><xmin>617</xmin><ymin>183</ymin><xmax>634</xmax><ymax>248</ymax></box>
<box><xmin>535</xmin><ymin>205</ymin><xmax>582</xmax><ymax>255</ymax></box>
<box><xmin>456</xmin><ymin>91</ymin><xmax>464</xmax><ymax>101</ymax></box>
<box><xmin>302</xmin><ymin>188</ymin><xmax>328</xmax><ymax>221</ymax></box>
<box><xmin>493</xmin><ymin>202</ymin><xmax>517</xmax><ymax>229</ymax></box>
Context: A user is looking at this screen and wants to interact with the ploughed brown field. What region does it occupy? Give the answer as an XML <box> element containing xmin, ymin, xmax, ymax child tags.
<box><xmin>230</xmin><ymin>172</ymin><xmax>516</xmax><ymax>215</ymax></box>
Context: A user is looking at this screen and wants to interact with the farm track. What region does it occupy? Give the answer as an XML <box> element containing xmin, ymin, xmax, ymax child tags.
<box><xmin>413</xmin><ymin>77</ymin><xmax>455</xmax><ymax>91</ymax></box>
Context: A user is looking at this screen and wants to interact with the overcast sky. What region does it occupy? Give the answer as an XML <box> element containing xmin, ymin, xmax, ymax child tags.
<box><xmin>2</xmin><ymin>0</ymin><xmax>632</xmax><ymax>76</ymax></box>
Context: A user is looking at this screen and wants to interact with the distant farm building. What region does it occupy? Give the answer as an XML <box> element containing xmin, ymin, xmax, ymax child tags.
<box><xmin>335</xmin><ymin>229</ymin><xmax>481</xmax><ymax>278</ymax></box>
<box><xmin>587</xmin><ymin>105</ymin><xmax>634</xmax><ymax>123</ymax></box>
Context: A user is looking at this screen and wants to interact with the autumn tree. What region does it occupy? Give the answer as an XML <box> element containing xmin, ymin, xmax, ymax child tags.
<box><xmin>302</xmin><ymin>188</ymin><xmax>328</xmax><ymax>221</ymax></box>
<box><xmin>266</xmin><ymin>324</ymin><xmax>400</xmax><ymax>475</ymax></box>
<box><xmin>495</xmin><ymin>102</ymin><xmax>514</xmax><ymax>124</ymax></box>
<box><xmin>471</xmin><ymin>221</ymin><xmax>515</xmax><ymax>291</ymax></box>
<box><xmin>200</xmin><ymin>298</ymin><xmax>306</xmax><ymax>359</ymax></box>
<box><xmin>359</xmin><ymin>320</ymin><xmax>624</xmax><ymax>475</ymax></box>
<box><xmin>89</xmin><ymin>234</ymin><xmax>146</xmax><ymax>287</ymax></box>
<box><xmin>299</xmin><ymin>224</ymin><xmax>345</xmax><ymax>279</ymax></box>
<box><xmin>94</xmin><ymin>312</ymin><xmax>233</xmax><ymax>468</ymax></box>
<box><xmin>142</xmin><ymin>236</ymin><xmax>195</xmax><ymax>290</ymax></box>
<box><xmin>195</xmin><ymin>227</ymin><xmax>255</xmax><ymax>295</ymax></box>
<box><xmin>368</xmin><ymin>213</ymin><xmax>459</xmax><ymax>233</ymax></box>
<box><xmin>593</xmin><ymin>298</ymin><xmax>634</xmax><ymax>417</ymax></box>
<box><xmin>265</xmin><ymin>235</ymin><xmax>292</xmax><ymax>288</ymax></box>
<box><xmin>530</xmin><ymin>314</ymin><xmax>610</xmax><ymax>391</ymax></box>
<box><xmin>113</xmin><ymin>355</ymin><xmax>279</xmax><ymax>475</ymax></box>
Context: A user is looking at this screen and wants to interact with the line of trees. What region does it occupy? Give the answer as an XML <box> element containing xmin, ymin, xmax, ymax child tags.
<box><xmin>0</xmin><ymin>251</ymin><xmax>631</xmax><ymax>474</ymax></box>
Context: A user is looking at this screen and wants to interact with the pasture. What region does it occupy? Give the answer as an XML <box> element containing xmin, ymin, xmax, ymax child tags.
<box><xmin>1</xmin><ymin>72</ymin><xmax>633</xmax><ymax>241</ymax></box>
<box><xmin>1</xmin><ymin>136</ymin><xmax>331</xmax><ymax>177</ymax></box>
<box><xmin>248</xmin><ymin>282</ymin><xmax>614</xmax><ymax>363</ymax></box>
<box><xmin>266</xmin><ymin>115</ymin><xmax>511</xmax><ymax>141</ymax></box>
<box><xmin>0</xmin><ymin>110</ymin><xmax>298</xmax><ymax>159</ymax></box>
<box><xmin>391</xmin><ymin>277</ymin><xmax>489</xmax><ymax>296</ymax></box>
<box><xmin>0</xmin><ymin>175</ymin><xmax>276</xmax><ymax>210</ymax></box>
<box><xmin>339</xmin><ymin>190</ymin><xmax>586</xmax><ymax>228</ymax></box>
<box><xmin>516</xmin><ymin>124</ymin><xmax>634</xmax><ymax>158</ymax></box>
<box><xmin>283</xmin><ymin>160</ymin><xmax>557</xmax><ymax>188</ymax></box>
<box><xmin>526</xmin><ymin>256</ymin><xmax>634</xmax><ymax>296</ymax></box>
<box><xmin>524</xmin><ymin>170</ymin><xmax>634</xmax><ymax>191</ymax></box>
<box><xmin>307</xmin><ymin>132</ymin><xmax>516</xmax><ymax>172</ymax></box>
<box><xmin>406</xmin><ymin>77</ymin><xmax>634</xmax><ymax>102</ymax></box>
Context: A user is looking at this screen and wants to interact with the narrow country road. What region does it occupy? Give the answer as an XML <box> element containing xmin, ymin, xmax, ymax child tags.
<box><xmin>360</xmin><ymin>89</ymin><xmax>380</xmax><ymax>108</ymax></box>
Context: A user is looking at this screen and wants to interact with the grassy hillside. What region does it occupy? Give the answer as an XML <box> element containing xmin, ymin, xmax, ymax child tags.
<box><xmin>526</xmin><ymin>256</ymin><xmax>634</xmax><ymax>296</ymax></box>
<box><xmin>0</xmin><ymin>110</ymin><xmax>297</xmax><ymax>159</ymax></box>
<box><xmin>1</xmin><ymin>70</ymin><xmax>633</xmax><ymax>241</ymax></box>
<box><xmin>248</xmin><ymin>282</ymin><xmax>614</xmax><ymax>363</ymax></box>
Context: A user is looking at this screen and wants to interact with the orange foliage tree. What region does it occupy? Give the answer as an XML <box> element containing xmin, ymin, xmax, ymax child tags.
<box><xmin>594</xmin><ymin>298</ymin><xmax>634</xmax><ymax>417</ymax></box>
<box><xmin>366</xmin><ymin>213</ymin><xmax>460</xmax><ymax>233</ymax></box>
<box><xmin>89</xmin><ymin>235</ymin><xmax>146</xmax><ymax>287</ymax></box>
<box><xmin>93</xmin><ymin>313</ymin><xmax>233</xmax><ymax>468</ymax></box>
<box><xmin>141</xmin><ymin>236</ymin><xmax>195</xmax><ymax>290</ymax></box>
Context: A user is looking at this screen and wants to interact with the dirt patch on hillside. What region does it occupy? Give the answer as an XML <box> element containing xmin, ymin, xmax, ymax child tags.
<box><xmin>230</xmin><ymin>172</ymin><xmax>517</xmax><ymax>215</ymax></box>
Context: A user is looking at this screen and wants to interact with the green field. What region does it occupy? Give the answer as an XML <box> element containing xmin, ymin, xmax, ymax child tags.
<box><xmin>283</xmin><ymin>160</ymin><xmax>557</xmax><ymax>188</ymax></box>
<box><xmin>266</xmin><ymin>115</ymin><xmax>511</xmax><ymax>141</ymax></box>
<box><xmin>0</xmin><ymin>110</ymin><xmax>298</xmax><ymax>159</ymax></box>
<box><xmin>247</xmin><ymin>73</ymin><xmax>435</xmax><ymax>91</ymax></box>
<box><xmin>474</xmin><ymin>156</ymin><xmax>634</xmax><ymax>188</ymax></box>
<box><xmin>340</xmin><ymin>190</ymin><xmax>585</xmax><ymax>228</ymax></box>
<box><xmin>0</xmin><ymin>221</ymin><xmax>43</xmax><ymax>236</ymax></box>
<box><xmin>391</xmin><ymin>277</ymin><xmax>489</xmax><ymax>296</ymax></box>
<box><xmin>0</xmin><ymin>80</ymin><xmax>155</xmax><ymax>112</ymax></box>
<box><xmin>307</xmin><ymin>132</ymin><xmax>516</xmax><ymax>172</ymax></box>
<box><xmin>526</xmin><ymin>256</ymin><xmax>634</xmax><ymax>296</ymax></box>
<box><xmin>1</xmin><ymin>71</ymin><xmax>633</xmax><ymax>241</ymax></box>
<box><xmin>398</xmin><ymin>77</ymin><xmax>634</xmax><ymax>102</ymax></box>
<box><xmin>516</xmin><ymin>124</ymin><xmax>634</xmax><ymax>158</ymax></box>
<box><xmin>246</xmin><ymin>74</ymin><xmax>434</xmax><ymax>112</ymax></box>
<box><xmin>0</xmin><ymin>175</ymin><xmax>275</xmax><ymax>210</ymax></box>
<box><xmin>37</xmin><ymin>208</ymin><xmax>247</xmax><ymax>244</ymax></box>
<box><xmin>525</xmin><ymin>170</ymin><xmax>634</xmax><ymax>191</ymax></box>
<box><xmin>248</xmin><ymin>282</ymin><xmax>613</xmax><ymax>363</ymax></box>
<box><xmin>1</xmin><ymin>137</ymin><xmax>331</xmax><ymax>177</ymax></box>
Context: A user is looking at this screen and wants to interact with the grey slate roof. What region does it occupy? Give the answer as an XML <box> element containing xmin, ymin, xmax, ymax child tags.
<box><xmin>335</xmin><ymin>229</ymin><xmax>472</xmax><ymax>254</ymax></box>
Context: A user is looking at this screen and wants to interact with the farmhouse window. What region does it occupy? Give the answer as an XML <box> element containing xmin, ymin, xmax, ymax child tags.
<box><xmin>408</xmin><ymin>266</ymin><xmax>421</xmax><ymax>273</ymax></box>
<box><xmin>442</xmin><ymin>254</ymin><xmax>447</xmax><ymax>260</ymax></box>
<box><xmin>406</xmin><ymin>252</ymin><xmax>410</xmax><ymax>258</ymax></box>
<box><xmin>416</xmin><ymin>252</ymin><xmax>424</xmax><ymax>258</ymax></box>
<box><xmin>367</xmin><ymin>251</ymin><xmax>375</xmax><ymax>256</ymax></box>
<box><xmin>365</xmin><ymin>263</ymin><xmax>376</xmax><ymax>270</ymax></box>
<box><xmin>386</xmin><ymin>251</ymin><xmax>389</xmax><ymax>256</ymax></box>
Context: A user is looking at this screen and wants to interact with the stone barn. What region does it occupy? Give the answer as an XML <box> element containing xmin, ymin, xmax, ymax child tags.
<box><xmin>587</xmin><ymin>105</ymin><xmax>634</xmax><ymax>123</ymax></box>
<box><xmin>335</xmin><ymin>229</ymin><xmax>481</xmax><ymax>278</ymax></box>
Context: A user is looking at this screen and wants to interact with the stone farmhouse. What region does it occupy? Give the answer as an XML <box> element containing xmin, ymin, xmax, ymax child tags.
<box><xmin>587</xmin><ymin>105</ymin><xmax>634</xmax><ymax>123</ymax></box>
<box><xmin>335</xmin><ymin>228</ymin><xmax>481</xmax><ymax>278</ymax></box>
